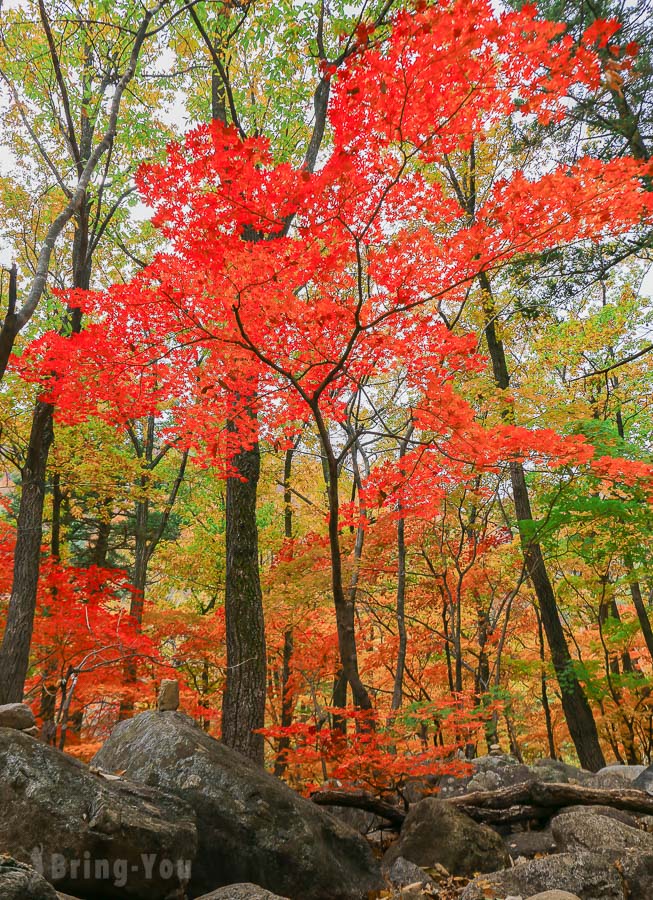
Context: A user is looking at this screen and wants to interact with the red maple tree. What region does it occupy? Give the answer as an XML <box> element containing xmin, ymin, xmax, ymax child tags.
<box><xmin>17</xmin><ymin>0</ymin><xmax>653</xmax><ymax>731</ymax></box>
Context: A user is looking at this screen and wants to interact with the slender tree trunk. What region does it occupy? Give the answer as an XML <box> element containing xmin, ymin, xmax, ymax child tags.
<box><xmin>480</xmin><ymin>273</ymin><xmax>605</xmax><ymax>771</ymax></box>
<box><xmin>392</xmin><ymin>423</ymin><xmax>412</xmax><ymax>711</ymax></box>
<box><xmin>51</xmin><ymin>472</ymin><xmax>63</xmax><ymax>559</ymax></box>
<box><xmin>274</xmin><ymin>628</ymin><xmax>294</xmax><ymax>776</ymax></box>
<box><xmin>614</xmin><ymin>409</ymin><xmax>653</xmax><ymax>662</ymax></box>
<box><xmin>321</xmin><ymin>436</ymin><xmax>348</xmax><ymax>728</ymax></box>
<box><xmin>536</xmin><ymin>607</ymin><xmax>557</xmax><ymax>760</ymax></box>
<box><xmin>275</xmin><ymin>445</ymin><xmax>297</xmax><ymax>776</ymax></box>
<box><xmin>221</xmin><ymin>431</ymin><xmax>267</xmax><ymax>765</ymax></box>
<box><xmin>322</xmin><ymin>440</ymin><xmax>373</xmax><ymax>711</ymax></box>
<box><xmin>0</xmin><ymin>265</ymin><xmax>18</xmax><ymax>384</ymax></box>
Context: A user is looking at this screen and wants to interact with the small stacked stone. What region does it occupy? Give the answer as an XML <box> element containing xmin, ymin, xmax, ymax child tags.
<box><xmin>0</xmin><ymin>702</ymin><xmax>39</xmax><ymax>738</ymax></box>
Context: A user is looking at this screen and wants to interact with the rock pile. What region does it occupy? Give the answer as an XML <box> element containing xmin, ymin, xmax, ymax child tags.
<box><xmin>3</xmin><ymin>713</ymin><xmax>653</xmax><ymax>900</ymax></box>
<box><xmin>375</xmin><ymin>753</ymin><xmax>653</xmax><ymax>900</ymax></box>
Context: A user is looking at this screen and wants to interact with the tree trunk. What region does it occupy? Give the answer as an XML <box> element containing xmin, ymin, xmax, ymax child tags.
<box><xmin>0</xmin><ymin>399</ymin><xmax>54</xmax><ymax>702</ymax></box>
<box><xmin>480</xmin><ymin>273</ymin><xmax>605</xmax><ymax>771</ymax></box>
<box><xmin>323</xmin><ymin>444</ymin><xmax>373</xmax><ymax>712</ymax></box>
<box><xmin>274</xmin><ymin>627</ymin><xmax>294</xmax><ymax>776</ymax></box>
<box><xmin>536</xmin><ymin>606</ymin><xmax>557</xmax><ymax>760</ymax></box>
<box><xmin>391</xmin><ymin>424</ymin><xmax>412</xmax><ymax>711</ymax></box>
<box><xmin>627</xmin><ymin>562</ymin><xmax>653</xmax><ymax>662</ymax></box>
<box><xmin>275</xmin><ymin>445</ymin><xmax>296</xmax><ymax>776</ymax></box>
<box><xmin>221</xmin><ymin>434</ymin><xmax>267</xmax><ymax>765</ymax></box>
<box><xmin>0</xmin><ymin>264</ymin><xmax>18</xmax><ymax>383</ymax></box>
<box><xmin>91</xmin><ymin>506</ymin><xmax>112</xmax><ymax>567</ymax></box>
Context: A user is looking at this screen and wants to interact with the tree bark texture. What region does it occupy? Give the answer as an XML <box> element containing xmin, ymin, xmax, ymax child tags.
<box><xmin>221</xmin><ymin>436</ymin><xmax>267</xmax><ymax>765</ymax></box>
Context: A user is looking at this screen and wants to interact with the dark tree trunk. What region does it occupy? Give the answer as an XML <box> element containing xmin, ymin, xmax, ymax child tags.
<box><xmin>221</xmin><ymin>435</ymin><xmax>267</xmax><ymax>765</ymax></box>
<box><xmin>480</xmin><ymin>273</ymin><xmax>604</xmax><ymax>771</ymax></box>
<box><xmin>536</xmin><ymin>607</ymin><xmax>557</xmax><ymax>760</ymax></box>
<box><xmin>509</xmin><ymin>460</ymin><xmax>604</xmax><ymax>769</ymax></box>
<box><xmin>629</xmin><ymin>577</ymin><xmax>653</xmax><ymax>661</ymax></box>
<box><xmin>274</xmin><ymin>627</ymin><xmax>294</xmax><ymax>776</ymax></box>
<box><xmin>91</xmin><ymin>507</ymin><xmax>112</xmax><ymax>567</ymax></box>
<box><xmin>391</xmin><ymin>423</ymin><xmax>412</xmax><ymax>712</ymax></box>
<box><xmin>51</xmin><ymin>472</ymin><xmax>63</xmax><ymax>559</ymax></box>
<box><xmin>0</xmin><ymin>264</ymin><xmax>18</xmax><ymax>384</ymax></box>
<box><xmin>0</xmin><ymin>400</ymin><xmax>55</xmax><ymax>703</ymax></box>
<box><xmin>320</xmin><ymin>437</ymin><xmax>348</xmax><ymax>730</ymax></box>
<box><xmin>323</xmin><ymin>443</ymin><xmax>373</xmax><ymax>712</ymax></box>
<box><xmin>275</xmin><ymin>445</ymin><xmax>296</xmax><ymax>776</ymax></box>
<box><xmin>614</xmin><ymin>410</ymin><xmax>653</xmax><ymax>663</ymax></box>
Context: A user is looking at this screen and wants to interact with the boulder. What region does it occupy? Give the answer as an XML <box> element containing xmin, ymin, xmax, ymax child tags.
<box><xmin>589</xmin><ymin>764</ymin><xmax>646</xmax><ymax>790</ymax></box>
<box><xmin>526</xmin><ymin>893</ymin><xmax>583</xmax><ymax>900</ymax></box>
<box><xmin>382</xmin><ymin>798</ymin><xmax>511</xmax><ymax>878</ymax></box>
<box><xmin>632</xmin><ymin>764</ymin><xmax>653</xmax><ymax>794</ymax></box>
<box><xmin>195</xmin><ymin>886</ymin><xmax>288</xmax><ymax>899</ymax></box>
<box><xmin>528</xmin><ymin>759</ymin><xmax>592</xmax><ymax>785</ymax></box>
<box><xmin>504</xmin><ymin>827</ymin><xmax>556</xmax><ymax>860</ymax></box>
<box><xmin>558</xmin><ymin>804</ymin><xmax>639</xmax><ymax>830</ymax></box>
<box><xmin>0</xmin><ymin>856</ymin><xmax>58</xmax><ymax>900</ymax></box>
<box><xmin>460</xmin><ymin>851</ymin><xmax>623</xmax><ymax>900</ymax></box>
<box><xmin>551</xmin><ymin>808</ymin><xmax>653</xmax><ymax>854</ymax></box>
<box><xmin>0</xmin><ymin>726</ymin><xmax>196</xmax><ymax>899</ymax></box>
<box><xmin>617</xmin><ymin>849</ymin><xmax>653</xmax><ymax>897</ymax></box>
<box><xmin>0</xmin><ymin>703</ymin><xmax>36</xmax><ymax>730</ymax></box>
<box><xmin>383</xmin><ymin>856</ymin><xmax>436</xmax><ymax>889</ymax></box>
<box><xmin>92</xmin><ymin>711</ymin><xmax>382</xmax><ymax>900</ymax></box>
<box><xmin>466</xmin><ymin>763</ymin><xmax>532</xmax><ymax>793</ymax></box>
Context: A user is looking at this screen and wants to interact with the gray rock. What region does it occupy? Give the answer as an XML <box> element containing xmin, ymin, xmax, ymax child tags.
<box><xmin>618</xmin><ymin>849</ymin><xmax>653</xmax><ymax>897</ymax></box>
<box><xmin>460</xmin><ymin>851</ymin><xmax>623</xmax><ymax>900</ymax></box>
<box><xmin>157</xmin><ymin>679</ymin><xmax>179</xmax><ymax>712</ymax></box>
<box><xmin>526</xmin><ymin>893</ymin><xmax>583</xmax><ymax>900</ymax></box>
<box><xmin>0</xmin><ymin>702</ymin><xmax>36</xmax><ymax>730</ymax></box>
<box><xmin>92</xmin><ymin>711</ymin><xmax>382</xmax><ymax>900</ymax></box>
<box><xmin>504</xmin><ymin>827</ymin><xmax>556</xmax><ymax>860</ymax></box>
<box><xmin>0</xmin><ymin>726</ymin><xmax>196</xmax><ymax>899</ymax></box>
<box><xmin>195</xmin><ymin>886</ymin><xmax>288</xmax><ymax>899</ymax></box>
<box><xmin>383</xmin><ymin>798</ymin><xmax>511</xmax><ymax>878</ymax></box>
<box><xmin>633</xmin><ymin>764</ymin><xmax>653</xmax><ymax>794</ymax></box>
<box><xmin>466</xmin><ymin>764</ymin><xmax>532</xmax><ymax>793</ymax></box>
<box><xmin>383</xmin><ymin>856</ymin><xmax>436</xmax><ymax>888</ymax></box>
<box><xmin>551</xmin><ymin>808</ymin><xmax>653</xmax><ymax>854</ymax></box>
<box><xmin>0</xmin><ymin>856</ymin><xmax>58</xmax><ymax>899</ymax></box>
<box><xmin>528</xmin><ymin>759</ymin><xmax>592</xmax><ymax>785</ymax></box>
<box><xmin>430</xmin><ymin>773</ymin><xmax>469</xmax><ymax>800</ymax></box>
<box><xmin>590</xmin><ymin>764</ymin><xmax>646</xmax><ymax>790</ymax></box>
<box><xmin>560</xmin><ymin>804</ymin><xmax>639</xmax><ymax>829</ymax></box>
<box><xmin>473</xmin><ymin>754</ymin><xmax>521</xmax><ymax>771</ymax></box>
